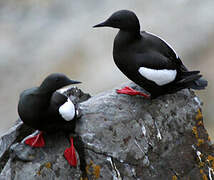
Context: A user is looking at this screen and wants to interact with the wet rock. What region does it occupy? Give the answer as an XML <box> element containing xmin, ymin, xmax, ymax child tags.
<box><xmin>0</xmin><ymin>83</ymin><xmax>213</xmax><ymax>180</ymax></box>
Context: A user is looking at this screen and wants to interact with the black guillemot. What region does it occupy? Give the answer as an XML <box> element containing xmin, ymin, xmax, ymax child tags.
<box><xmin>18</xmin><ymin>73</ymin><xmax>81</xmax><ymax>167</ymax></box>
<box><xmin>93</xmin><ymin>10</ymin><xmax>207</xmax><ymax>99</ymax></box>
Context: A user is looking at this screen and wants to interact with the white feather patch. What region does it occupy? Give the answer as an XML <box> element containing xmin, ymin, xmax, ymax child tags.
<box><xmin>59</xmin><ymin>98</ymin><xmax>75</xmax><ymax>121</ymax></box>
<box><xmin>138</xmin><ymin>67</ymin><xmax>177</xmax><ymax>86</ymax></box>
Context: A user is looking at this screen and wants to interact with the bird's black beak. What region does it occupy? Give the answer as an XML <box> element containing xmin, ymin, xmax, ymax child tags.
<box><xmin>93</xmin><ymin>21</ymin><xmax>108</xmax><ymax>28</ymax></box>
<box><xmin>69</xmin><ymin>80</ymin><xmax>81</xmax><ymax>84</ymax></box>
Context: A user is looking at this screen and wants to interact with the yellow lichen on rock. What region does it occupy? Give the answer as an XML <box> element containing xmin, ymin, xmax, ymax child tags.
<box><xmin>93</xmin><ymin>165</ymin><xmax>101</xmax><ymax>179</ymax></box>
<box><xmin>192</xmin><ymin>123</ymin><xmax>205</xmax><ymax>146</ymax></box>
<box><xmin>208</xmin><ymin>136</ymin><xmax>211</xmax><ymax>142</ymax></box>
<box><xmin>207</xmin><ymin>155</ymin><xmax>214</xmax><ymax>169</ymax></box>
<box><xmin>36</xmin><ymin>162</ymin><xmax>52</xmax><ymax>176</ymax></box>
<box><xmin>199</xmin><ymin>162</ymin><xmax>205</xmax><ymax>168</ymax></box>
<box><xmin>200</xmin><ymin>169</ymin><xmax>204</xmax><ymax>174</ymax></box>
<box><xmin>197</xmin><ymin>139</ymin><xmax>205</xmax><ymax>147</ymax></box>
<box><xmin>80</xmin><ymin>177</ymin><xmax>88</xmax><ymax>180</ymax></box>
<box><xmin>212</xmin><ymin>161</ymin><xmax>214</xmax><ymax>169</ymax></box>
<box><xmin>36</xmin><ymin>170</ymin><xmax>41</xmax><ymax>176</ymax></box>
<box><xmin>196</xmin><ymin>109</ymin><xmax>203</xmax><ymax>121</ymax></box>
<box><xmin>86</xmin><ymin>161</ymin><xmax>93</xmax><ymax>175</ymax></box>
<box><xmin>172</xmin><ymin>175</ymin><xmax>177</xmax><ymax>180</ymax></box>
<box><xmin>85</xmin><ymin>160</ymin><xmax>100</xmax><ymax>179</ymax></box>
<box><xmin>44</xmin><ymin>162</ymin><xmax>52</xmax><ymax>169</ymax></box>
<box><xmin>202</xmin><ymin>174</ymin><xmax>208</xmax><ymax>180</ymax></box>
<box><xmin>207</xmin><ymin>155</ymin><xmax>214</xmax><ymax>162</ymax></box>
<box><xmin>192</xmin><ymin>126</ymin><xmax>198</xmax><ymax>138</ymax></box>
<box><xmin>197</xmin><ymin>121</ymin><xmax>203</xmax><ymax>126</ymax></box>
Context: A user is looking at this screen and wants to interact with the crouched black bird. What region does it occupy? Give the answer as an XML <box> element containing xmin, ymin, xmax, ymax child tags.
<box><xmin>18</xmin><ymin>73</ymin><xmax>81</xmax><ymax>167</ymax></box>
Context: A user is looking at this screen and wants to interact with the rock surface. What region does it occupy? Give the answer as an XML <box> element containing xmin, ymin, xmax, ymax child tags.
<box><xmin>0</xmin><ymin>83</ymin><xmax>213</xmax><ymax>180</ymax></box>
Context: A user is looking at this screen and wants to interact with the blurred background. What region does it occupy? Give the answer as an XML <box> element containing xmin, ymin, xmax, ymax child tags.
<box><xmin>0</xmin><ymin>0</ymin><xmax>213</xmax><ymax>139</ymax></box>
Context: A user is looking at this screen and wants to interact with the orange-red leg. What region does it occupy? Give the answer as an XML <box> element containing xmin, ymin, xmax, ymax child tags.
<box><xmin>117</xmin><ymin>86</ymin><xmax>150</xmax><ymax>98</ymax></box>
<box><xmin>25</xmin><ymin>131</ymin><xmax>45</xmax><ymax>147</ymax></box>
<box><xmin>64</xmin><ymin>137</ymin><xmax>77</xmax><ymax>167</ymax></box>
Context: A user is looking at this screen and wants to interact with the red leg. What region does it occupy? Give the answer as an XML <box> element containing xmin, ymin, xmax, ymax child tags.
<box><xmin>117</xmin><ymin>86</ymin><xmax>150</xmax><ymax>98</ymax></box>
<box><xmin>64</xmin><ymin>137</ymin><xmax>77</xmax><ymax>167</ymax></box>
<box><xmin>25</xmin><ymin>131</ymin><xmax>45</xmax><ymax>147</ymax></box>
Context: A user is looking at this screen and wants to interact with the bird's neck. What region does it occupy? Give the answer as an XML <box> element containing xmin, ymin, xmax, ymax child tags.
<box><xmin>37</xmin><ymin>87</ymin><xmax>54</xmax><ymax>99</ymax></box>
<box><xmin>113</xmin><ymin>30</ymin><xmax>141</xmax><ymax>74</ymax></box>
<box><xmin>38</xmin><ymin>82</ymin><xmax>58</xmax><ymax>94</ymax></box>
<box><xmin>114</xmin><ymin>30</ymin><xmax>141</xmax><ymax>49</ymax></box>
<box><xmin>120</xmin><ymin>29</ymin><xmax>141</xmax><ymax>39</ymax></box>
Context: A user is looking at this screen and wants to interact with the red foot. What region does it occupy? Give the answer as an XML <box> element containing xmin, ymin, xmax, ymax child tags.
<box><xmin>116</xmin><ymin>86</ymin><xmax>150</xmax><ymax>98</ymax></box>
<box><xmin>25</xmin><ymin>132</ymin><xmax>45</xmax><ymax>147</ymax></box>
<box><xmin>64</xmin><ymin>137</ymin><xmax>77</xmax><ymax>167</ymax></box>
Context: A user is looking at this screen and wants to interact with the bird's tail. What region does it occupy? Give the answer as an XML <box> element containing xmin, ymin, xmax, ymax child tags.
<box><xmin>188</xmin><ymin>77</ymin><xmax>208</xmax><ymax>90</ymax></box>
<box><xmin>175</xmin><ymin>58</ymin><xmax>208</xmax><ymax>90</ymax></box>
<box><xmin>175</xmin><ymin>70</ymin><xmax>208</xmax><ymax>90</ymax></box>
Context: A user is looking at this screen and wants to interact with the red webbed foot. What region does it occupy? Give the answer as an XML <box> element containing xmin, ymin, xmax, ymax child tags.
<box><xmin>25</xmin><ymin>131</ymin><xmax>45</xmax><ymax>147</ymax></box>
<box><xmin>64</xmin><ymin>137</ymin><xmax>77</xmax><ymax>167</ymax></box>
<box><xmin>116</xmin><ymin>86</ymin><xmax>150</xmax><ymax>98</ymax></box>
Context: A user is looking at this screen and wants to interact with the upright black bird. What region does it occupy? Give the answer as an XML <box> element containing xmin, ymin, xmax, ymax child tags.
<box><xmin>93</xmin><ymin>10</ymin><xmax>207</xmax><ymax>99</ymax></box>
<box><xmin>18</xmin><ymin>73</ymin><xmax>81</xmax><ymax>166</ymax></box>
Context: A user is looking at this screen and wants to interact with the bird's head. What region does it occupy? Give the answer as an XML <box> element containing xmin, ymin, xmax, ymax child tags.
<box><xmin>39</xmin><ymin>73</ymin><xmax>81</xmax><ymax>93</ymax></box>
<box><xmin>93</xmin><ymin>10</ymin><xmax>140</xmax><ymax>32</ymax></box>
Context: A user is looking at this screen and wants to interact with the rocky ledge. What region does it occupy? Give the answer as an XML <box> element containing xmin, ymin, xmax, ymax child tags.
<box><xmin>0</xmin><ymin>83</ymin><xmax>213</xmax><ymax>180</ymax></box>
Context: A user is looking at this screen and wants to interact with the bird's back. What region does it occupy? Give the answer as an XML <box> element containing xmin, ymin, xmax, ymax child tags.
<box><xmin>140</xmin><ymin>31</ymin><xmax>178</xmax><ymax>59</ymax></box>
<box><xmin>18</xmin><ymin>87</ymin><xmax>49</xmax><ymax>128</ymax></box>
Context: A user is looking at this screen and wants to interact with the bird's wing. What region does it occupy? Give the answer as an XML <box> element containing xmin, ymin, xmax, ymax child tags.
<box><xmin>143</xmin><ymin>32</ymin><xmax>203</xmax><ymax>78</ymax></box>
<box><xmin>134</xmin><ymin>52</ymin><xmax>177</xmax><ymax>86</ymax></box>
<box><xmin>142</xmin><ymin>31</ymin><xmax>179</xmax><ymax>60</ymax></box>
<box><xmin>135</xmin><ymin>51</ymin><xmax>176</xmax><ymax>70</ymax></box>
<box><xmin>134</xmin><ymin>52</ymin><xmax>201</xmax><ymax>86</ymax></box>
<box><xmin>142</xmin><ymin>31</ymin><xmax>193</xmax><ymax>73</ymax></box>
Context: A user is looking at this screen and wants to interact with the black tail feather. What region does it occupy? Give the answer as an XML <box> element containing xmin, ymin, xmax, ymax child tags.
<box><xmin>177</xmin><ymin>74</ymin><xmax>202</xmax><ymax>84</ymax></box>
<box><xmin>190</xmin><ymin>77</ymin><xmax>208</xmax><ymax>90</ymax></box>
<box><xmin>172</xmin><ymin>70</ymin><xmax>207</xmax><ymax>92</ymax></box>
<box><xmin>179</xmin><ymin>70</ymin><xmax>200</xmax><ymax>78</ymax></box>
<box><xmin>159</xmin><ymin>61</ymin><xmax>208</xmax><ymax>97</ymax></box>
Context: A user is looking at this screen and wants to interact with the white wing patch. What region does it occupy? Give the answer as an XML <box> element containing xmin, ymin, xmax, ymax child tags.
<box><xmin>59</xmin><ymin>98</ymin><xmax>75</xmax><ymax>121</ymax></box>
<box><xmin>138</xmin><ymin>67</ymin><xmax>177</xmax><ymax>86</ymax></box>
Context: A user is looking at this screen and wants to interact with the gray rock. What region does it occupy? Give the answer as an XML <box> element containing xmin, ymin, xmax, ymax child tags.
<box><xmin>0</xmin><ymin>83</ymin><xmax>213</xmax><ymax>180</ymax></box>
<box><xmin>0</xmin><ymin>120</ymin><xmax>35</xmax><ymax>174</ymax></box>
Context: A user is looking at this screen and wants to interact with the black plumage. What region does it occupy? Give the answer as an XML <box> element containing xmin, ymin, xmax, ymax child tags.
<box><xmin>93</xmin><ymin>10</ymin><xmax>207</xmax><ymax>98</ymax></box>
<box><xmin>18</xmin><ymin>73</ymin><xmax>81</xmax><ymax>133</ymax></box>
